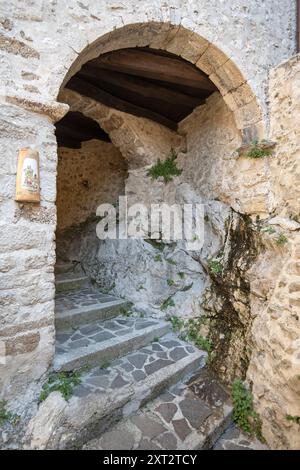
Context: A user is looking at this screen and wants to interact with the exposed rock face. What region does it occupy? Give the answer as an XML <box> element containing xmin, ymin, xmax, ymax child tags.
<box><xmin>202</xmin><ymin>212</ymin><xmax>260</xmax><ymax>382</ymax></box>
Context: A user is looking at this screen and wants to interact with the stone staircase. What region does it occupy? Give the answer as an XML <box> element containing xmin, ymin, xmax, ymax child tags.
<box><xmin>52</xmin><ymin>261</ymin><xmax>233</xmax><ymax>450</ymax></box>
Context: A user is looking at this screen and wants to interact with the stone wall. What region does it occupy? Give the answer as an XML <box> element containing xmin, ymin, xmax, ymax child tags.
<box><xmin>246</xmin><ymin>55</ymin><xmax>300</xmax><ymax>450</ymax></box>
<box><xmin>57</xmin><ymin>140</ymin><xmax>127</xmax><ymax>231</ymax></box>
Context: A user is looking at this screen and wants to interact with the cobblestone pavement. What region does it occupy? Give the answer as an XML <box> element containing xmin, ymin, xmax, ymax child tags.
<box><xmin>71</xmin><ymin>333</ymin><xmax>199</xmax><ymax>397</ymax></box>
<box><xmin>83</xmin><ymin>369</ymin><xmax>233</xmax><ymax>450</ymax></box>
<box><xmin>55</xmin><ymin>287</ymin><xmax>118</xmax><ymax>313</ymax></box>
<box><xmin>56</xmin><ymin>316</ymin><xmax>171</xmax><ymax>355</ymax></box>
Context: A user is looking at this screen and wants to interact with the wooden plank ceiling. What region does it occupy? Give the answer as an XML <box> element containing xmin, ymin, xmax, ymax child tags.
<box><xmin>57</xmin><ymin>48</ymin><xmax>217</xmax><ymax>148</ymax></box>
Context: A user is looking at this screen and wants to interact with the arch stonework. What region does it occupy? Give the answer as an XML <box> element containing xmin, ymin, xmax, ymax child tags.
<box><xmin>58</xmin><ymin>23</ymin><xmax>264</xmax><ymax>141</ymax></box>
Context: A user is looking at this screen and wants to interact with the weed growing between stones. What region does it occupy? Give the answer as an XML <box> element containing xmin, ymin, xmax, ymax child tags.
<box><xmin>168</xmin><ymin>315</ymin><xmax>185</xmax><ymax>332</ymax></box>
<box><xmin>0</xmin><ymin>400</ymin><xmax>20</xmax><ymax>427</ymax></box>
<box><xmin>232</xmin><ymin>379</ymin><xmax>264</xmax><ymax>441</ymax></box>
<box><xmin>161</xmin><ymin>297</ymin><xmax>175</xmax><ymax>311</ymax></box>
<box><xmin>246</xmin><ymin>140</ymin><xmax>273</xmax><ymax>159</ymax></box>
<box><xmin>177</xmin><ymin>272</ymin><xmax>185</xmax><ymax>279</ymax></box>
<box><xmin>152</xmin><ymin>336</ymin><xmax>160</xmax><ymax>343</ymax></box>
<box><xmin>261</xmin><ymin>226</ymin><xmax>276</xmax><ymax>235</ymax></box>
<box><xmin>100</xmin><ymin>360</ymin><xmax>111</xmax><ymax>369</ymax></box>
<box><xmin>276</xmin><ymin>233</ymin><xmax>288</xmax><ymax>246</ymax></box>
<box><xmin>167</xmin><ymin>278</ymin><xmax>175</xmax><ymax>286</ymax></box>
<box><xmin>167</xmin><ymin>316</ymin><xmax>214</xmax><ymax>362</ymax></box>
<box><xmin>120</xmin><ymin>306</ymin><xmax>133</xmax><ymax>317</ymax></box>
<box><xmin>208</xmin><ymin>259</ymin><xmax>223</xmax><ymax>275</ymax></box>
<box><xmin>286</xmin><ymin>415</ymin><xmax>300</xmax><ymax>425</ymax></box>
<box><xmin>154</xmin><ymin>254</ymin><xmax>162</xmax><ymax>262</ymax></box>
<box><xmin>147</xmin><ymin>149</ymin><xmax>182</xmax><ymax>183</ymax></box>
<box><xmin>39</xmin><ymin>371</ymin><xmax>81</xmax><ymax>402</ymax></box>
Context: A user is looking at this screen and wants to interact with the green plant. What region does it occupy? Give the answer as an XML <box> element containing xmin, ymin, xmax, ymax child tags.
<box><xmin>208</xmin><ymin>259</ymin><xmax>222</xmax><ymax>275</ymax></box>
<box><xmin>147</xmin><ymin>149</ymin><xmax>182</xmax><ymax>183</ymax></box>
<box><xmin>232</xmin><ymin>379</ymin><xmax>264</xmax><ymax>440</ymax></box>
<box><xmin>177</xmin><ymin>272</ymin><xmax>185</xmax><ymax>279</ymax></box>
<box><xmin>152</xmin><ymin>336</ymin><xmax>160</xmax><ymax>343</ymax></box>
<box><xmin>276</xmin><ymin>234</ymin><xmax>288</xmax><ymax>246</ymax></box>
<box><xmin>0</xmin><ymin>400</ymin><xmax>20</xmax><ymax>427</ymax></box>
<box><xmin>154</xmin><ymin>254</ymin><xmax>162</xmax><ymax>262</ymax></box>
<box><xmin>166</xmin><ymin>258</ymin><xmax>177</xmax><ymax>266</ymax></box>
<box><xmin>167</xmin><ymin>278</ymin><xmax>175</xmax><ymax>286</ymax></box>
<box><xmin>161</xmin><ymin>297</ymin><xmax>175</xmax><ymax>311</ymax></box>
<box><xmin>262</xmin><ymin>226</ymin><xmax>276</xmax><ymax>234</ymax></box>
<box><xmin>39</xmin><ymin>371</ymin><xmax>81</xmax><ymax>402</ymax></box>
<box><xmin>246</xmin><ymin>140</ymin><xmax>273</xmax><ymax>159</ymax></box>
<box><xmin>286</xmin><ymin>415</ymin><xmax>300</xmax><ymax>425</ymax></box>
<box><xmin>139</xmin><ymin>312</ymin><xmax>145</xmax><ymax>318</ymax></box>
<box><xmin>120</xmin><ymin>306</ymin><xmax>133</xmax><ymax>317</ymax></box>
<box><xmin>100</xmin><ymin>360</ymin><xmax>111</xmax><ymax>369</ymax></box>
<box><xmin>204</xmin><ymin>214</ymin><xmax>210</xmax><ymax>222</ymax></box>
<box><xmin>137</xmin><ymin>284</ymin><xmax>145</xmax><ymax>291</ymax></box>
<box><xmin>168</xmin><ymin>315</ymin><xmax>185</xmax><ymax>332</ymax></box>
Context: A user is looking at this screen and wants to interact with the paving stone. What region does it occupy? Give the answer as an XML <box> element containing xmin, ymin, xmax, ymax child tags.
<box><xmin>120</xmin><ymin>362</ymin><xmax>134</xmax><ymax>372</ymax></box>
<box><xmin>145</xmin><ymin>359</ymin><xmax>174</xmax><ymax>376</ymax></box>
<box><xmin>131</xmin><ymin>415</ymin><xmax>167</xmax><ymax>438</ymax></box>
<box><xmin>156</xmin><ymin>432</ymin><xmax>177</xmax><ymax>450</ymax></box>
<box><xmin>92</xmin><ymin>331</ymin><xmax>114</xmax><ymax>342</ymax></box>
<box><xmin>91</xmin><ymin>368</ymin><xmax>110</xmax><ymax>376</ymax></box>
<box><xmin>169</xmin><ymin>347</ymin><xmax>188</xmax><ymax>361</ymax></box>
<box><xmin>100</xmin><ymin>429</ymin><xmax>135</xmax><ymax>450</ymax></box>
<box><xmin>172</xmin><ymin>418</ymin><xmax>192</xmax><ymax>441</ymax></box>
<box><xmin>111</xmin><ymin>374</ymin><xmax>129</xmax><ymax>389</ymax></box>
<box><xmin>159</xmin><ymin>391</ymin><xmax>175</xmax><ymax>403</ymax></box>
<box><xmin>128</xmin><ymin>353</ymin><xmax>147</xmax><ymax>369</ymax></box>
<box><xmin>132</xmin><ymin>370</ymin><xmax>147</xmax><ymax>381</ymax></box>
<box><xmin>136</xmin><ymin>322</ymin><xmax>156</xmax><ymax>330</ymax></box>
<box><xmin>137</xmin><ymin>439</ymin><xmax>162</xmax><ymax>450</ymax></box>
<box><xmin>152</xmin><ymin>343</ymin><xmax>163</xmax><ymax>352</ymax></box>
<box><xmin>179</xmin><ymin>397</ymin><xmax>212</xmax><ymax>429</ymax></box>
<box><xmin>155</xmin><ymin>403</ymin><xmax>177</xmax><ymax>423</ymax></box>
<box><xmin>86</xmin><ymin>376</ymin><xmax>109</xmax><ymax>388</ymax></box>
<box><xmin>160</xmin><ymin>340</ymin><xmax>180</xmax><ymax>348</ymax></box>
<box><xmin>56</xmin><ymin>333</ymin><xmax>70</xmax><ymax>342</ymax></box>
<box><xmin>73</xmin><ymin>385</ymin><xmax>91</xmax><ymax>397</ymax></box>
<box><xmin>69</xmin><ymin>338</ymin><xmax>90</xmax><ymax>349</ymax></box>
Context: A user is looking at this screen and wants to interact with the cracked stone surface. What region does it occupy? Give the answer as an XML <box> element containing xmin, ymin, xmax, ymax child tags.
<box><xmin>83</xmin><ymin>371</ymin><xmax>233</xmax><ymax>450</ymax></box>
<box><xmin>69</xmin><ymin>333</ymin><xmax>197</xmax><ymax>397</ymax></box>
<box><xmin>55</xmin><ymin>287</ymin><xmax>119</xmax><ymax>312</ymax></box>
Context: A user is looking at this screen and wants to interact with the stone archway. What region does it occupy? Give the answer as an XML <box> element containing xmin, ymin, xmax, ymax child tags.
<box><xmin>52</xmin><ymin>21</ymin><xmax>266</xmax><ymax>387</ymax></box>
<box><xmin>58</xmin><ymin>23</ymin><xmax>264</xmax><ymax>143</ymax></box>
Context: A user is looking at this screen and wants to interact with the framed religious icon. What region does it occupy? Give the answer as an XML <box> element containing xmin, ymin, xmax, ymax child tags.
<box><xmin>15</xmin><ymin>148</ymin><xmax>40</xmax><ymax>203</ymax></box>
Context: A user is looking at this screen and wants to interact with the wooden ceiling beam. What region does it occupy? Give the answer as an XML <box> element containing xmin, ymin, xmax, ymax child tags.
<box><xmin>79</xmin><ymin>66</ymin><xmax>205</xmax><ymax>108</ymax></box>
<box><xmin>66</xmin><ymin>76</ymin><xmax>178</xmax><ymax>130</ymax></box>
<box><xmin>89</xmin><ymin>48</ymin><xmax>217</xmax><ymax>92</ymax></box>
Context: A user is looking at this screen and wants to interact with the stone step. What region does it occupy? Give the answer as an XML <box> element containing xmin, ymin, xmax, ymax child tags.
<box><xmin>53</xmin><ymin>316</ymin><xmax>172</xmax><ymax>371</ymax></box>
<box><xmin>34</xmin><ymin>334</ymin><xmax>206</xmax><ymax>449</ymax></box>
<box><xmin>55</xmin><ymin>287</ymin><xmax>131</xmax><ymax>330</ymax></box>
<box><xmin>55</xmin><ymin>272</ymin><xmax>88</xmax><ymax>293</ymax></box>
<box><xmin>83</xmin><ymin>368</ymin><xmax>233</xmax><ymax>451</ymax></box>
<box><xmin>55</xmin><ymin>261</ymin><xmax>75</xmax><ymax>275</ymax></box>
